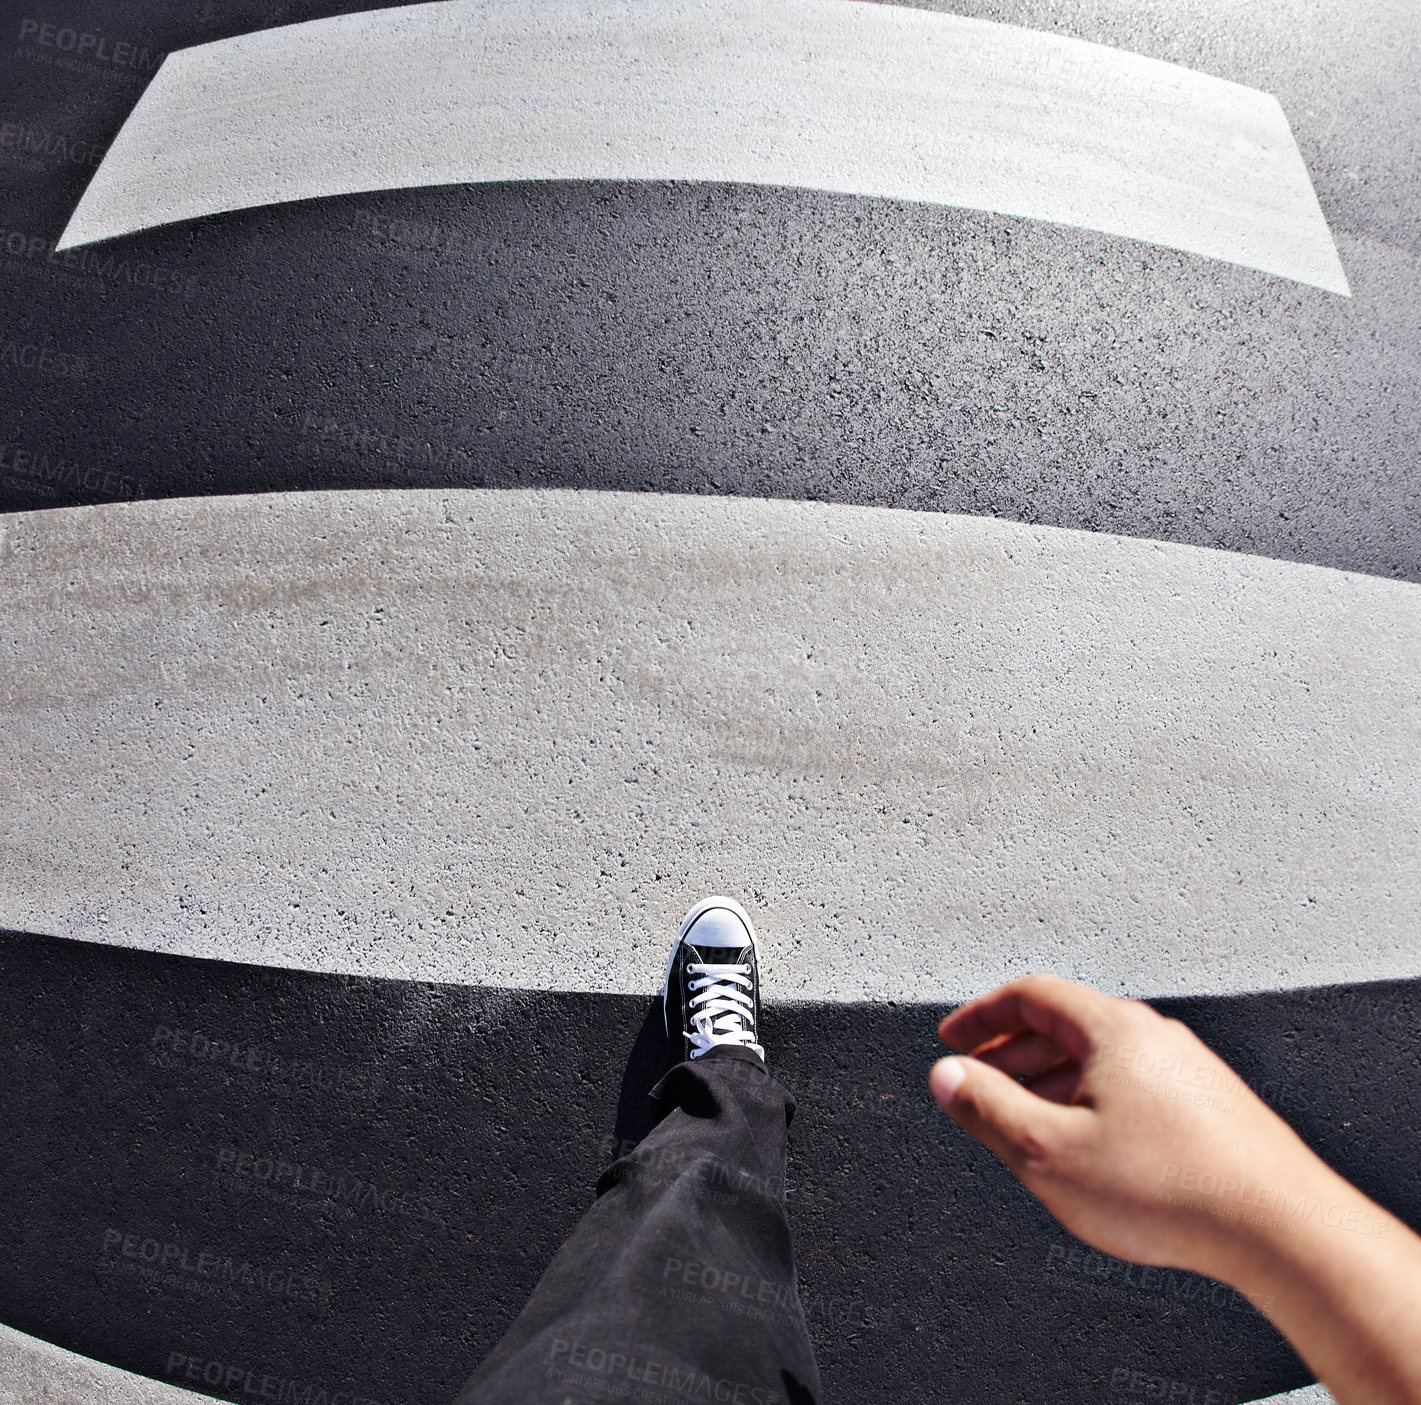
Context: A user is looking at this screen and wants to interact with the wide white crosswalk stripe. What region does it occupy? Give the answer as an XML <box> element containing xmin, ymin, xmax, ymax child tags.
<box><xmin>56</xmin><ymin>0</ymin><xmax>1348</xmax><ymax>294</ymax></box>
<box><xmin>2</xmin><ymin>488</ymin><xmax>1415</xmax><ymax>1001</ymax></box>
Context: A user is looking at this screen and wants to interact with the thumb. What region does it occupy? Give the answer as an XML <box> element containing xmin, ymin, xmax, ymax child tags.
<box><xmin>931</xmin><ymin>1056</ymin><xmax>1079</xmax><ymax>1177</ymax></box>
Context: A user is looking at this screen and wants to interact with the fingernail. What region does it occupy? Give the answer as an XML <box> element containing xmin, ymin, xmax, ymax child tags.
<box><xmin>931</xmin><ymin>1057</ymin><xmax>968</xmax><ymax>1106</ymax></box>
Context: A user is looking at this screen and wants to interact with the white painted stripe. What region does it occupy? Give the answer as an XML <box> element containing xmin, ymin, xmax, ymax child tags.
<box><xmin>55</xmin><ymin>0</ymin><xmax>1349</xmax><ymax>294</ymax></box>
<box><xmin>2</xmin><ymin>489</ymin><xmax>1415</xmax><ymax>1002</ymax></box>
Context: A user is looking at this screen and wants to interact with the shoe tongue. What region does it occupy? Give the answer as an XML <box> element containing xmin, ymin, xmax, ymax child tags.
<box><xmin>690</xmin><ymin>941</ymin><xmax>748</xmax><ymax>966</ymax></box>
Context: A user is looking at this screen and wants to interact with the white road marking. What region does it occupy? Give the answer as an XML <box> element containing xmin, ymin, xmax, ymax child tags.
<box><xmin>56</xmin><ymin>0</ymin><xmax>1349</xmax><ymax>294</ymax></box>
<box><xmin>2</xmin><ymin>488</ymin><xmax>1414</xmax><ymax>1002</ymax></box>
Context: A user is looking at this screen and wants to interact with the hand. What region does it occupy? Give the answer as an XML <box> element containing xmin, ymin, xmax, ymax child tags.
<box><xmin>930</xmin><ymin>973</ymin><xmax>1421</xmax><ymax>1405</ymax></box>
<box><xmin>929</xmin><ymin>973</ymin><xmax>1326</xmax><ymax>1282</ymax></box>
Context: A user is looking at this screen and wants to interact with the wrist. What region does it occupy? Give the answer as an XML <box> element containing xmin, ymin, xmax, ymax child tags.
<box><xmin>1204</xmin><ymin>1151</ymin><xmax>1419</xmax><ymax>1327</ymax></box>
<box><xmin>1216</xmin><ymin>1155</ymin><xmax>1353</xmax><ymax>1281</ymax></box>
<box><xmin>1163</xmin><ymin>1142</ymin><xmax>1348</xmax><ymax>1291</ymax></box>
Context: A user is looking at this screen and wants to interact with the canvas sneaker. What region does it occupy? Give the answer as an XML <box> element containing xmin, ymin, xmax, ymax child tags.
<box><xmin>662</xmin><ymin>896</ymin><xmax>764</xmax><ymax>1062</ymax></box>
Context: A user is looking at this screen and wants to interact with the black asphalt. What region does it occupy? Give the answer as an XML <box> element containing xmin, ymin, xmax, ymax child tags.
<box><xmin>3</xmin><ymin>930</ymin><xmax>1418</xmax><ymax>1404</ymax></box>
<box><xmin>1</xmin><ymin>0</ymin><xmax>1417</xmax><ymax>579</ymax></box>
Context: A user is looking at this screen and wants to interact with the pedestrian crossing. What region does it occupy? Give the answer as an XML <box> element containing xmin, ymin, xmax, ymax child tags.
<box><xmin>1</xmin><ymin>0</ymin><xmax>1417</xmax><ymax>1398</ymax></box>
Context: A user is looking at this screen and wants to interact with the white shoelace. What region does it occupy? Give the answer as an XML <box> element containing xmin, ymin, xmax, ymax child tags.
<box><xmin>686</xmin><ymin>961</ymin><xmax>764</xmax><ymax>1060</ymax></box>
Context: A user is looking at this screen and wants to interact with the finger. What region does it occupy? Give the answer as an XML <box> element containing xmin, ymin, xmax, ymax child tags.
<box><xmin>939</xmin><ymin>974</ymin><xmax>1117</xmax><ymax>1063</ymax></box>
<box><xmin>930</xmin><ymin>1055</ymin><xmax>1087</xmax><ymax>1176</ymax></box>
<box><xmin>938</xmin><ymin>974</ymin><xmax>1109</xmax><ymax>1053</ymax></box>
<box><xmin>1022</xmin><ymin>1060</ymin><xmax>1084</xmax><ymax>1107</ymax></box>
<box><xmin>971</xmin><ymin>1031</ymin><xmax>1067</xmax><ymax>1080</ymax></box>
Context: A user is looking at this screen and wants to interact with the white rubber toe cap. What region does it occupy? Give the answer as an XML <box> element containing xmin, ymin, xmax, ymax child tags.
<box><xmin>678</xmin><ymin>896</ymin><xmax>758</xmax><ymax>949</ymax></box>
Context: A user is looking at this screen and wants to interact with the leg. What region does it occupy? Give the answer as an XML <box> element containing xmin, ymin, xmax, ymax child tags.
<box><xmin>453</xmin><ymin>900</ymin><xmax>820</xmax><ymax>1405</ymax></box>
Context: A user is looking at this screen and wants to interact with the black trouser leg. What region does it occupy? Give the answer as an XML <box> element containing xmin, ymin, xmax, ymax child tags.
<box><xmin>452</xmin><ymin>1045</ymin><xmax>821</xmax><ymax>1405</ymax></box>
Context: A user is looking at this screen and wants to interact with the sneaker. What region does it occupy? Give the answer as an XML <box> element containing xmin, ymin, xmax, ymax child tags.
<box><xmin>662</xmin><ymin>896</ymin><xmax>765</xmax><ymax>1062</ymax></box>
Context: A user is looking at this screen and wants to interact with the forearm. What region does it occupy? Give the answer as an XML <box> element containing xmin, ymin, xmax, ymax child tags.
<box><xmin>1212</xmin><ymin>1159</ymin><xmax>1421</xmax><ymax>1405</ymax></box>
